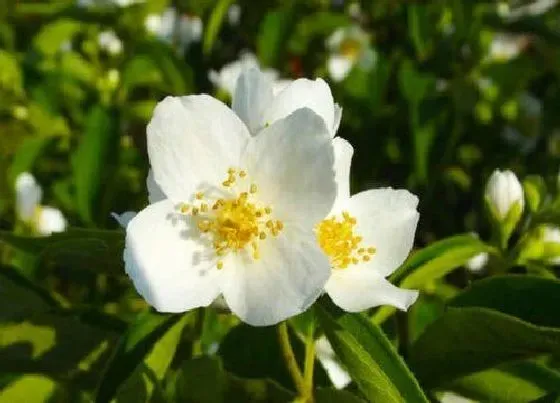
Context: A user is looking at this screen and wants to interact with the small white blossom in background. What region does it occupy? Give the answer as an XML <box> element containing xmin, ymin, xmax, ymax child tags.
<box><xmin>77</xmin><ymin>0</ymin><xmax>142</xmax><ymax>7</ymax></box>
<box><xmin>15</xmin><ymin>173</ymin><xmax>66</xmax><ymax>236</ymax></box>
<box><xmin>315</xmin><ymin>337</ymin><xmax>351</xmax><ymax>389</ymax></box>
<box><xmin>227</xmin><ymin>4</ymin><xmax>241</xmax><ymax>26</ymax></box>
<box><xmin>465</xmin><ymin>252</ymin><xmax>489</xmax><ymax>273</ymax></box>
<box><xmin>208</xmin><ymin>52</ymin><xmax>288</xmax><ymax>97</ymax></box>
<box><xmin>488</xmin><ymin>33</ymin><xmax>529</xmax><ymax>62</ymax></box>
<box><xmin>439</xmin><ymin>391</ymin><xmax>478</xmax><ymax>403</ymax></box>
<box><xmin>326</xmin><ymin>25</ymin><xmax>375</xmax><ymax>82</ymax></box>
<box><xmin>542</xmin><ymin>225</ymin><xmax>560</xmax><ymax>264</ymax></box>
<box><xmin>98</xmin><ymin>30</ymin><xmax>123</xmax><ymax>55</ymax></box>
<box><xmin>485</xmin><ymin>169</ymin><xmax>524</xmax><ymax>220</ymax></box>
<box><xmin>145</xmin><ymin>8</ymin><xmax>202</xmax><ymax>53</ymax></box>
<box><xmin>122</xmin><ymin>68</ymin><xmax>339</xmax><ymax>326</ymax></box>
<box><xmin>498</xmin><ymin>0</ymin><xmax>557</xmax><ymax>21</ymax></box>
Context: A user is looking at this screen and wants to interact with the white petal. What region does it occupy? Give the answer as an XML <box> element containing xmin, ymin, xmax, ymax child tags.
<box><xmin>272</xmin><ymin>79</ymin><xmax>293</xmax><ymax>96</ymax></box>
<box><xmin>232</xmin><ymin>68</ymin><xmax>274</xmax><ymax>135</ymax></box>
<box><xmin>124</xmin><ymin>199</ymin><xmax>222</xmax><ymax>312</ymax></box>
<box><xmin>343</xmin><ymin>188</ymin><xmax>419</xmax><ymax>277</ymax></box>
<box><xmin>327</xmin><ymin>55</ymin><xmax>353</xmax><ymax>83</ymax></box>
<box><xmin>243</xmin><ymin>108</ymin><xmax>336</xmax><ymax>227</ymax></box>
<box><xmin>263</xmin><ymin>78</ymin><xmax>338</xmax><ymax>136</ymax></box>
<box><xmin>220</xmin><ymin>227</ymin><xmax>331</xmax><ymax>326</ymax></box>
<box><xmin>326</xmin><ymin>269</ymin><xmax>418</xmax><ymax>312</ymax></box>
<box><xmin>147</xmin><ymin>169</ymin><xmax>165</xmax><ymax>203</ymax></box>
<box><xmin>15</xmin><ymin>172</ymin><xmax>42</xmax><ymax>222</ymax></box>
<box><xmin>36</xmin><ymin>206</ymin><xmax>66</xmax><ymax>235</ymax></box>
<box><xmin>111</xmin><ymin>211</ymin><xmax>137</xmax><ymax>228</ymax></box>
<box><xmin>333</xmin><ymin>103</ymin><xmax>343</xmax><ymax>134</ymax></box>
<box><xmin>147</xmin><ymin>95</ymin><xmax>250</xmax><ymax>201</ymax></box>
<box><xmin>331</xmin><ymin>137</ymin><xmax>353</xmax><ymax>212</ymax></box>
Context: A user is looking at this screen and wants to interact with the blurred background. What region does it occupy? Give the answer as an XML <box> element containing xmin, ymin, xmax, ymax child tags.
<box><xmin>1</xmin><ymin>0</ymin><xmax>560</xmax><ymax>400</ymax></box>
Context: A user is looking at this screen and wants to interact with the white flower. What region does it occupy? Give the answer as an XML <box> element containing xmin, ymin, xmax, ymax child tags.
<box><xmin>485</xmin><ymin>169</ymin><xmax>524</xmax><ymax>220</ymax></box>
<box><xmin>208</xmin><ymin>52</ymin><xmax>287</xmax><ymax>97</ymax></box>
<box><xmin>178</xmin><ymin>14</ymin><xmax>203</xmax><ymax>49</ymax></box>
<box><xmin>98</xmin><ymin>30</ymin><xmax>123</xmax><ymax>55</ymax></box>
<box><xmin>320</xmin><ymin>139</ymin><xmax>419</xmax><ymax>312</ymax></box>
<box><xmin>315</xmin><ymin>336</ymin><xmax>351</xmax><ymax>389</ymax></box>
<box><xmin>542</xmin><ymin>225</ymin><xmax>560</xmax><ymax>264</ymax></box>
<box><xmin>228</xmin><ymin>4</ymin><xmax>241</xmax><ymax>26</ymax></box>
<box><xmin>326</xmin><ymin>25</ymin><xmax>375</xmax><ymax>82</ymax></box>
<box><xmin>465</xmin><ymin>252</ymin><xmax>489</xmax><ymax>273</ymax></box>
<box><xmin>488</xmin><ymin>33</ymin><xmax>525</xmax><ymax>62</ymax></box>
<box><xmin>439</xmin><ymin>392</ymin><xmax>477</xmax><ymax>403</ymax></box>
<box><xmin>15</xmin><ymin>173</ymin><xmax>67</xmax><ymax>236</ymax></box>
<box><xmin>124</xmin><ymin>88</ymin><xmax>337</xmax><ymax>326</ymax></box>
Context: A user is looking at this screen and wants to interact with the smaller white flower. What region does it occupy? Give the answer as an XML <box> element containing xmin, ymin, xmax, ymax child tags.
<box><xmin>485</xmin><ymin>169</ymin><xmax>524</xmax><ymax>220</ymax></box>
<box><xmin>326</xmin><ymin>25</ymin><xmax>375</xmax><ymax>82</ymax></box>
<box><xmin>488</xmin><ymin>33</ymin><xmax>525</xmax><ymax>62</ymax></box>
<box><xmin>315</xmin><ymin>337</ymin><xmax>351</xmax><ymax>389</ymax></box>
<box><xmin>228</xmin><ymin>4</ymin><xmax>241</xmax><ymax>26</ymax></box>
<box><xmin>320</xmin><ymin>140</ymin><xmax>419</xmax><ymax>312</ymax></box>
<box><xmin>15</xmin><ymin>173</ymin><xmax>67</xmax><ymax>236</ymax></box>
<box><xmin>209</xmin><ymin>52</ymin><xmax>285</xmax><ymax>97</ymax></box>
<box><xmin>98</xmin><ymin>30</ymin><xmax>123</xmax><ymax>55</ymax></box>
<box><xmin>542</xmin><ymin>225</ymin><xmax>560</xmax><ymax>265</ymax></box>
<box><xmin>465</xmin><ymin>252</ymin><xmax>489</xmax><ymax>273</ymax></box>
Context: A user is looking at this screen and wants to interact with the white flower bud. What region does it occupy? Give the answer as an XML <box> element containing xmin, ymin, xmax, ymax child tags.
<box><xmin>465</xmin><ymin>252</ymin><xmax>489</xmax><ymax>273</ymax></box>
<box><xmin>542</xmin><ymin>225</ymin><xmax>560</xmax><ymax>264</ymax></box>
<box><xmin>485</xmin><ymin>169</ymin><xmax>524</xmax><ymax>220</ymax></box>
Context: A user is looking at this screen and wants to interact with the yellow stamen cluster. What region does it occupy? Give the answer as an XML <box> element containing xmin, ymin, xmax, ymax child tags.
<box><xmin>339</xmin><ymin>38</ymin><xmax>361</xmax><ymax>60</ymax></box>
<box><xmin>180</xmin><ymin>168</ymin><xmax>283</xmax><ymax>270</ymax></box>
<box><xmin>317</xmin><ymin>211</ymin><xmax>375</xmax><ymax>269</ymax></box>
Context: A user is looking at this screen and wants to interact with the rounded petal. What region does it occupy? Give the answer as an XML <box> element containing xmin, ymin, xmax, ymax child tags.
<box><xmin>333</xmin><ymin>103</ymin><xmax>343</xmax><ymax>134</ymax></box>
<box><xmin>263</xmin><ymin>78</ymin><xmax>338</xmax><ymax>136</ymax></box>
<box><xmin>343</xmin><ymin>188</ymin><xmax>419</xmax><ymax>277</ymax></box>
<box><xmin>147</xmin><ymin>169</ymin><xmax>165</xmax><ymax>203</ymax></box>
<box><xmin>232</xmin><ymin>68</ymin><xmax>274</xmax><ymax>135</ymax></box>
<box><xmin>111</xmin><ymin>211</ymin><xmax>137</xmax><ymax>228</ymax></box>
<box><xmin>326</xmin><ymin>269</ymin><xmax>418</xmax><ymax>312</ymax></box>
<box><xmin>243</xmin><ymin>108</ymin><xmax>336</xmax><ymax>227</ymax></box>
<box><xmin>15</xmin><ymin>172</ymin><xmax>42</xmax><ymax>222</ymax></box>
<box><xmin>327</xmin><ymin>56</ymin><xmax>353</xmax><ymax>83</ymax></box>
<box><xmin>147</xmin><ymin>95</ymin><xmax>250</xmax><ymax>201</ymax></box>
<box><xmin>220</xmin><ymin>227</ymin><xmax>331</xmax><ymax>326</ymax></box>
<box><xmin>331</xmin><ymin>137</ymin><xmax>353</xmax><ymax>212</ymax></box>
<box><xmin>36</xmin><ymin>206</ymin><xmax>66</xmax><ymax>235</ymax></box>
<box><xmin>124</xmin><ymin>199</ymin><xmax>222</xmax><ymax>312</ymax></box>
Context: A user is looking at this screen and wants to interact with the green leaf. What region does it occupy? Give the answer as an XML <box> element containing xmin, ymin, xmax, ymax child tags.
<box><xmin>218</xmin><ymin>323</ymin><xmax>328</xmax><ymax>391</ymax></box>
<box><xmin>0</xmin><ymin>375</ymin><xmax>63</xmax><ymax>402</ymax></box>
<box><xmin>33</xmin><ymin>19</ymin><xmax>83</xmax><ymax>56</ymax></box>
<box><xmin>72</xmin><ymin>106</ymin><xmax>120</xmax><ymax>225</ymax></box>
<box><xmin>408</xmin><ymin>5</ymin><xmax>433</xmax><ymax>60</ymax></box>
<box><xmin>374</xmin><ymin>234</ymin><xmax>491</xmax><ymax>324</ymax></box>
<box><xmin>0</xmin><ymin>50</ymin><xmax>23</xmax><ymax>95</ymax></box>
<box><xmin>257</xmin><ymin>9</ymin><xmax>293</xmax><ymax>67</ymax></box>
<box><xmin>409</xmin><ymin>307</ymin><xmax>560</xmax><ymax>388</ymax></box>
<box><xmin>96</xmin><ymin>310</ymin><xmax>191</xmax><ymax>403</ymax></box>
<box><xmin>316</xmin><ymin>304</ymin><xmax>429</xmax><ymax>402</ymax></box>
<box><xmin>288</xmin><ymin>11</ymin><xmax>350</xmax><ymax>55</ymax></box>
<box><xmin>450</xmin><ymin>276</ymin><xmax>560</xmax><ymax>328</ymax></box>
<box><xmin>398</xmin><ymin>60</ymin><xmax>435</xmax><ymax>104</ymax></box>
<box><xmin>8</xmin><ymin>136</ymin><xmax>54</xmax><ymax>185</ymax></box>
<box><xmin>315</xmin><ymin>388</ymin><xmax>366</xmax><ymax>403</ymax></box>
<box><xmin>450</xmin><ymin>361</ymin><xmax>560</xmax><ymax>402</ymax></box>
<box><xmin>0</xmin><ymin>229</ymin><xmax>125</xmax><ymax>276</ymax></box>
<box><xmin>203</xmin><ymin>0</ymin><xmax>233</xmax><ymax>56</ymax></box>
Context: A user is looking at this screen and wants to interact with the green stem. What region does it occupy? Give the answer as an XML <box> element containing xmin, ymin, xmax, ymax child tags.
<box><xmin>277</xmin><ymin>321</ymin><xmax>306</xmax><ymax>396</ymax></box>
<box><xmin>302</xmin><ymin>323</ymin><xmax>316</xmax><ymax>397</ymax></box>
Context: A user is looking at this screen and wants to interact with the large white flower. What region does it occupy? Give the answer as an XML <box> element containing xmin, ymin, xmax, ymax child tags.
<box><xmin>15</xmin><ymin>173</ymin><xmax>67</xmax><ymax>236</ymax></box>
<box><xmin>319</xmin><ymin>140</ymin><xmax>419</xmax><ymax>312</ymax></box>
<box><xmin>326</xmin><ymin>25</ymin><xmax>376</xmax><ymax>82</ymax></box>
<box><xmin>209</xmin><ymin>52</ymin><xmax>288</xmax><ymax>97</ymax></box>
<box><xmin>124</xmin><ymin>94</ymin><xmax>337</xmax><ymax>326</ymax></box>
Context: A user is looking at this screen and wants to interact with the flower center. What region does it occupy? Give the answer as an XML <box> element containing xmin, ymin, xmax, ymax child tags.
<box><xmin>340</xmin><ymin>38</ymin><xmax>361</xmax><ymax>60</ymax></box>
<box><xmin>316</xmin><ymin>211</ymin><xmax>375</xmax><ymax>270</ymax></box>
<box><xmin>179</xmin><ymin>168</ymin><xmax>283</xmax><ymax>270</ymax></box>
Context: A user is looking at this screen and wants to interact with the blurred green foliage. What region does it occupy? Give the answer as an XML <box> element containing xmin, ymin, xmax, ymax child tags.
<box><xmin>2</xmin><ymin>0</ymin><xmax>560</xmax><ymax>402</ymax></box>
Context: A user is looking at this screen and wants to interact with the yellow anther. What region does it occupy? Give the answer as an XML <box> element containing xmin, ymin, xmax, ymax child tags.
<box><xmin>367</xmin><ymin>247</ymin><xmax>376</xmax><ymax>254</ymax></box>
<box><xmin>179</xmin><ymin>203</ymin><xmax>190</xmax><ymax>213</ymax></box>
<box><xmin>250</xmin><ymin>184</ymin><xmax>258</xmax><ymax>193</ymax></box>
<box><xmin>275</xmin><ymin>221</ymin><xmax>284</xmax><ymax>231</ymax></box>
<box><xmin>265</xmin><ymin>220</ymin><xmax>274</xmax><ymax>229</ymax></box>
<box><xmin>228</xmin><ymin>167</ymin><xmax>236</xmax><ymax>175</ymax></box>
<box><xmin>239</xmin><ymin>170</ymin><xmax>247</xmax><ymax>178</ymax></box>
<box><xmin>217</xmin><ymin>261</ymin><xmax>224</xmax><ymax>270</ymax></box>
<box><xmin>264</xmin><ymin>207</ymin><xmax>272</xmax><ymax>214</ymax></box>
<box><xmin>200</xmin><ymin>203</ymin><xmax>208</xmax><ymax>212</ymax></box>
<box><xmin>192</xmin><ymin>207</ymin><xmax>199</xmax><ymax>216</ymax></box>
<box><xmin>363</xmin><ymin>255</ymin><xmax>371</xmax><ymax>262</ymax></box>
<box><xmin>195</xmin><ymin>192</ymin><xmax>204</xmax><ymax>200</ymax></box>
<box><xmin>222</xmin><ymin>180</ymin><xmax>232</xmax><ymax>187</ymax></box>
<box><xmin>259</xmin><ymin>232</ymin><xmax>267</xmax><ymax>240</ymax></box>
<box><xmin>358</xmin><ymin>248</ymin><xmax>365</xmax><ymax>254</ymax></box>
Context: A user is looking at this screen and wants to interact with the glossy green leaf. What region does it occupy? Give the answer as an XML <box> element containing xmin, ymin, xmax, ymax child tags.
<box><xmin>203</xmin><ymin>0</ymin><xmax>233</xmax><ymax>55</ymax></box>
<box><xmin>257</xmin><ymin>9</ymin><xmax>293</xmax><ymax>67</ymax></box>
<box><xmin>450</xmin><ymin>361</ymin><xmax>560</xmax><ymax>402</ymax></box>
<box><xmin>409</xmin><ymin>307</ymin><xmax>560</xmax><ymax>387</ymax></box>
<box><xmin>96</xmin><ymin>310</ymin><xmax>190</xmax><ymax>403</ymax></box>
<box><xmin>316</xmin><ymin>304</ymin><xmax>428</xmax><ymax>402</ymax></box>
<box><xmin>72</xmin><ymin>106</ymin><xmax>119</xmax><ymax>225</ymax></box>
<box><xmin>0</xmin><ymin>50</ymin><xmax>23</xmax><ymax>95</ymax></box>
<box><xmin>450</xmin><ymin>276</ymin><xmax>560</xmax><ymax>328</ymax></box>
<box><xmin>0</xmin><ymin>229</ymin><xmax>125</xmax><ymax>275</ymax></box>
<box><xmin>33</xmin><ymin>19</ymin><xmax>83</xmax><ymax>56</ymax></box>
